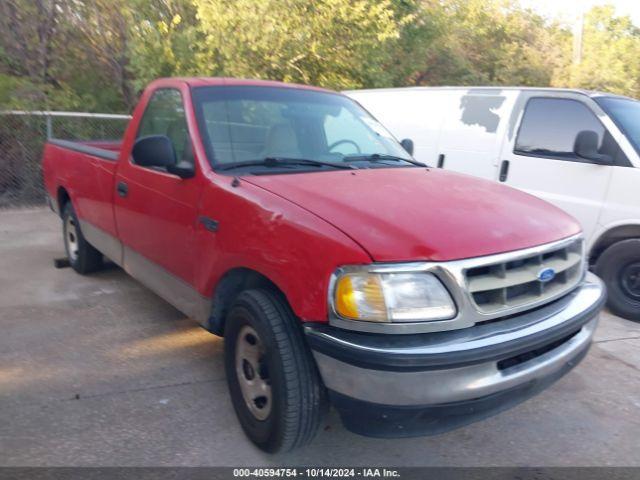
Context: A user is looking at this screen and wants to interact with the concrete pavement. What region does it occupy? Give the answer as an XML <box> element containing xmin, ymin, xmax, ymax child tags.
<box><xmin>1</xmin><ymin>208</ymin><xmax>640</xmax><ymax>466</ymax></box>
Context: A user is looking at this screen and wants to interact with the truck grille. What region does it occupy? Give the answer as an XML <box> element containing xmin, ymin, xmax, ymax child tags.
<box><xmin>465</xmin><ymin>238</ymin><xmax>584</xmax><ymax>315</ymax></box>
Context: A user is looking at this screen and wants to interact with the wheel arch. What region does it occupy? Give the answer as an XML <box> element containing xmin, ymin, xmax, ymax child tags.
<box><xmin>590</xmin><ymin>223</ymin><xmax>640</xmax><ymax>265</ymax></box>
<box><xmin>208</xmin><ymin>267</ymin><xmax>290</xmax><ymax>336</ymax></box>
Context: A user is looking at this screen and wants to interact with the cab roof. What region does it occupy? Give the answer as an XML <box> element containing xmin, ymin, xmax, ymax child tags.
<box><xmin>346</xmin><ymin>86</ymin><xmax>635</xmax><ymax>101</ymax></box>
<box><xmin>151</xmin><ymin>77</ymin><xmax>336</xmax><ymax>94</ymax></box>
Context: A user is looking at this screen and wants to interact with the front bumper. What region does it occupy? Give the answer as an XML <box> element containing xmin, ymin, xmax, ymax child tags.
<box><xmin>305</xmin><ymin>272</ymin><xmax>606</xmax><ymax>437</ymax></box>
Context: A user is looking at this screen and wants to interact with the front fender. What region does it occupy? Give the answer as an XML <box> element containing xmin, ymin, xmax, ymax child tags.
<box><xmin>195</xmin><ymin>178</ymin><xmax>372</xmax><ymax>323</ymax></box>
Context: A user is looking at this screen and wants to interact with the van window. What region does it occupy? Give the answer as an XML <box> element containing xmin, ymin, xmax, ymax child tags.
<box><xmin>515</xmin><ymin>97</ymin><xmax>624</xmax><ymax>164</ymax></box>
<box><xmin>595</xmin><ymin>96</ymin><xmax>640</xmax><ymax>157</ymax></box>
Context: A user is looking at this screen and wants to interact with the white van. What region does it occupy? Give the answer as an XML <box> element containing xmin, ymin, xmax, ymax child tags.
<box><xmin>346</xmin><ymin>87</ymin><xmax>640</xmax><ymax>321</ymax></box>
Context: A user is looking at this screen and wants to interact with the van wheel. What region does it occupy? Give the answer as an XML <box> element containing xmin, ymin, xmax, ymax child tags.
<box><xmin>595</xmin><ymin>239</ymin><xmax>640</xmax><ymax>322</ymax></box>
<box><xmin>224</xmin><ymin>289</ymin><xmax>326</xmax><ymax>453</ymax></box>
<box><xmin>62</xmin><ymin>203</ymin><xmax>102</xmax><ymax>274</ymax></box>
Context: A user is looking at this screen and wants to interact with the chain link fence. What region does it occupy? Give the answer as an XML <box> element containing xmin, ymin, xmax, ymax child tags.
<box><xmin>0</xmin><ymin>111</ymin><xmax>131</xmax><ymax>209</ymax></box>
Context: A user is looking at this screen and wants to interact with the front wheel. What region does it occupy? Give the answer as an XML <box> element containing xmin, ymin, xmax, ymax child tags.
<box><xmin>595</xmin><ymin>238</ymin><xmax>640</xmax><ymax>322</ymax></box>
<box><xmin>224</xmin><ymin>289</ymin><xmax>326</xmax><ymax>453</ymax></box>
<box><xmin>62</xmin><ymin>203</ymin><xmax>102</xmax><ymax>274</ymax></box>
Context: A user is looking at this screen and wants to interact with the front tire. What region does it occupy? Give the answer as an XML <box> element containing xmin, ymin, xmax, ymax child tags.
<box><xmin>62</xmin><ymin>203</ymin><xmax>102</xmax><ymax>274</ymax></box>
<box><xmin>224</xmin><ymin>289</ymin><xmax>326</xmax><ymax>453</ymax></box>
<box><xmin>595</xmin><ymin>238</ymin><xmax>640</xmax><ymax>322</ymax></box>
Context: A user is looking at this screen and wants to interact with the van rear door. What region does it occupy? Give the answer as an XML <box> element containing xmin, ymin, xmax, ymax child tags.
<box><xmin>498</xmin><ymin>91</ymin><xmax>628</xmax><ymax>240</ymax></box>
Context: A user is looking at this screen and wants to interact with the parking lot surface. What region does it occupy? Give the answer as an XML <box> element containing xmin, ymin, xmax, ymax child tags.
<box><xmin>1</xmin><ymin>208</ymin><xmax>640</xmax><ymax>466</ymax></box>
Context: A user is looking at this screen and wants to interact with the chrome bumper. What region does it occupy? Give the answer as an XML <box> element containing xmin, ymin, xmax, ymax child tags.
<box><xmin>305</xmin><ymin>272</ymin><xmax>605</xmax><ymax>432</ymax></box>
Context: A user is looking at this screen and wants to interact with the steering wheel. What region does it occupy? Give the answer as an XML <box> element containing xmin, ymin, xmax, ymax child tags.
<box><xmin>328</xmin><ymin>139</ymin><xmax>361</xmax><ymax>154</ymax></box>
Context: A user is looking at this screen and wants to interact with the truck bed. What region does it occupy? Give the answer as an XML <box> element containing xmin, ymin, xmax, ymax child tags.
<box><xmin>47</xmin><ymin>139</ymin><xmax>123</xmax><ymax>161</ymax></box>
<box><xmin>43</xmin><ymin>138</ymin><xmax>122</xmax><ymax>248</ymax></box>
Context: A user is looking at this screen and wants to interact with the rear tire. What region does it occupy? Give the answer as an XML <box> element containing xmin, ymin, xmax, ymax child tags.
<box><xmin>224</xmin><ymin>289</ymin><xmax>326</xmax><ymax>453</ymax></box>
<box><xmin>595</xmin><ymin>238</ymin><xmax>640</xmax><ymax>322</ymax></box>
<box><xmin>62</xmin><ymin>203</ymin><xmax>102</xmax><ymax>274</ymax></box>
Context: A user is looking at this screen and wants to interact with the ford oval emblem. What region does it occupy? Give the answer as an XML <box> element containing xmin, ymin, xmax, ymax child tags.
<box><xmin>537</xmin><ymin>267</ymin><xmax>556</xmax><ymax>283</ymax></box>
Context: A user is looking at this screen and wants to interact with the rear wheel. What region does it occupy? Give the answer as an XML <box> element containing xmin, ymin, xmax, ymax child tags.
<box><xmin>62</xmin><ymin>203</ymin><xmax>102</xmax><ymax>274</ymax></box>
<box><xmin>224</xmin><ymin>289</ymin><xmax>326</xmax><ymax>453</ymax></box>
<box><xmin>595</xmin><ymin>238</ymin><xmax>640</xmax><ymax>322</ymax></box>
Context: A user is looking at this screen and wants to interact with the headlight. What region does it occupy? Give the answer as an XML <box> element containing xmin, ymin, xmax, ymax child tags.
<box><xmin>332</xmin><ymin>269</ymin><xmax>456</xmax><ymax>323</ymax></box>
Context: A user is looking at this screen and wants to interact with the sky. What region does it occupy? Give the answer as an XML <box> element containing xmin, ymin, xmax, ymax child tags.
<box><xmin>520</xmin><ymin>0</ymin><xmax>640</xmax><ymax>25</ymax></box>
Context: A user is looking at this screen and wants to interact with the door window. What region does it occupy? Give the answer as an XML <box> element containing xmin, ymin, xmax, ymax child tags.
<box><xmin>136</xmin><ymin>89</ymin><xmax>194</xmax><ymax>165</ymax></box>
<box><xmin>514</xmin><ymin>97</ymin><xmax>625</xmax><ymax>164</ymax></box>
<box><xmin>595</xmin><ymin>96</ymin><xmax>640</xmax><ymax>158</ymax></box>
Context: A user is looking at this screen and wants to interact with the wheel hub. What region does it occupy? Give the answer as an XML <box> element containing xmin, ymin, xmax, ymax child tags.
<box><xmin>620</xmin><ymin>262</ymin><xmax>640</xmax><ymax>300</ymax></box>
<box><xmin>235</xmin><ymin>325</ymin><xmax>272</xmax><ymax>420</ymax></box>
<box><xmin>65</xmin><ymin>215</ymin><xmax>79</xmax><ymax>262</ymax></box>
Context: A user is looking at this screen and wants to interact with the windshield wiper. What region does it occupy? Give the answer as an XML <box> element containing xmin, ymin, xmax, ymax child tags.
<box><xmin>217</xmin><ymin>156</ymin><xmax>357</xmax><ymax>171</ymax></box>
<box><xmin>343</xmin><ymin>153</ymin><xmax>427</xmax><ymax>167</ymax></box>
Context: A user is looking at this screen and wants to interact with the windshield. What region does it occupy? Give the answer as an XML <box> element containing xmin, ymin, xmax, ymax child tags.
<box><xmin>595</xmin><ymin>96</ymin><xmax>640</xmax><ymax>155</ymax></box>
<box><xmin>191</xmin><ymin>86</ymin><xmax>413</xmax><ymax>172</ymax></box>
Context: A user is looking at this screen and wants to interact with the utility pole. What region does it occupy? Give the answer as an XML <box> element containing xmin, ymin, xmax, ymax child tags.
<box><xmin>573</xmin><ymin>9</ymin><xmax>585</xmax><ymax>65</ymax></box>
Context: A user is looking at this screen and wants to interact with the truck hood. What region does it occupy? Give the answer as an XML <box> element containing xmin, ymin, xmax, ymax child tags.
<box><xmin>243</xmin><ymin>168</ymin><xmax>581</xmax><ymax>262</ymax></box>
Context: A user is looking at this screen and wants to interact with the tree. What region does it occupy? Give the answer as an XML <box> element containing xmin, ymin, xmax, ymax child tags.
<box><xmin>408</xmin><ymin>0</ymin><xmax>568</xmax><ymax>87</ymax></box>
<box><xmin>0</xmin><ymin>0</ymin><xmax>132</xmax><ymax>111</ymax></box>
<box><xmin>0</xmin><ymin>0</ymin><xmax>61</xmax><ymax>87</ymax></box>
<box><xmin>126</xmin><ymin>0</ymin><xmax>200</xmax><ymax>95</ymax></box>
<box><xmin>2</xmin><ymin>0</ymin><xmax>640</xmax><ymax>113</ymax></box>
<box><xmin>554</xmin><ymin>5</ymin><xmax>640</xmax><ymax>97</ymax></box>
<box><xmin>62</xmin><ymin>0</ymin><xmax>137</xmax><ymax>110</ymax></box>
<box><xmin>0</xmin><ymin>0</ymin><xmax>68</xmax><ymax>107</ymax></box>
<box><xmin>189</xmin><ymin>0</ymin><xmax>409</xmax><ymax>90</ymax></box>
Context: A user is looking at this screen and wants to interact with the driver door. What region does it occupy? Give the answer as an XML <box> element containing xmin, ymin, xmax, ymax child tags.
<box><xmin>114</xmin><ymin>86</ymin><xmax>203</xmax><ymax>292</ymax></box>
<box><xmin>498</xmin><ymin>92</ymin><xmax>626</xmax><ymax>240</ymax></box>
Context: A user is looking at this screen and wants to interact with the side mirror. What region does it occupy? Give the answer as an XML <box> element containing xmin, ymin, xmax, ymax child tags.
<box><xmin>167</xmin><ymin>161</ymin><xmax>195</xmax><ymax>179</ymax></box>
<box><xmin>574</xmin><ymin>130</ymin><xmax>613</xmax><ymax>165</ymax></box>
<box><xmin>132</xmin><ymin>135</ymin><xmax>177</xmax><ymax>168</ymax></box>
<box><xmin>132</xmin><ymin>135</ymin><xmax>195</xmax><ymax>178</ymax></box>
<box><xmin>400</xmin><ymin>138</ymin><xmax>414</xmax><ymax>155</ymax></box>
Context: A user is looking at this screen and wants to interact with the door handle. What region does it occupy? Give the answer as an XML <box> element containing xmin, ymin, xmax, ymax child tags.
<box><xmin>116</xmin><ymin>181</ymin><xmax>128</xmax><ymax>197</ymax></box>
<box><xmin>499</xmin><ymin>160</ymin><xmax>510</xmax><ymax>182</ymax></box>
<box><xmin>437</xmin><ymin>153</ymin><xmax>445</xmax><ymax>168</ymax></box>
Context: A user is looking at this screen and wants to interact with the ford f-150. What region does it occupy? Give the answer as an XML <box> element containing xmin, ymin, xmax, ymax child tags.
<box><xmin>42</xmin><ymin>77</ymin><xmax>606</xmax><ymax>453</ymax></box>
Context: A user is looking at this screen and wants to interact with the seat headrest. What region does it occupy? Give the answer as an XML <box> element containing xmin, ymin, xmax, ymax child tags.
<box><xmin>263</xmin><ymin>123</ymin><xmax>300</xmax><ymax>158</ymax></box>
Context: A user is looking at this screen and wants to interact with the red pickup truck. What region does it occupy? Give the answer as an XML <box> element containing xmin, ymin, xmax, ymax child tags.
<box><xmin>43</xmin><ymin>77</ymin><xmax>606</xmax><ymax>452</ymax></box>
